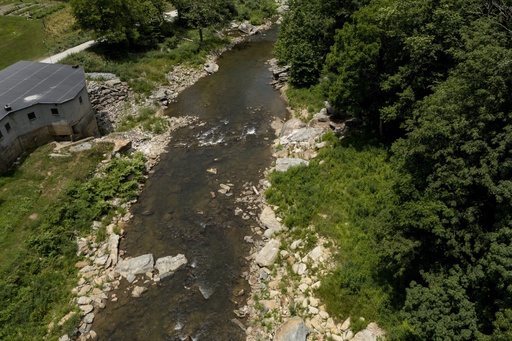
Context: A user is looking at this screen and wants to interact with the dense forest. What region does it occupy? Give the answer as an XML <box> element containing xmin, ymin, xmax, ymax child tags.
<box><xmin>273</xmin><ymin>0</ymin><xmax>512</xmax><ymax>339</ymax></box>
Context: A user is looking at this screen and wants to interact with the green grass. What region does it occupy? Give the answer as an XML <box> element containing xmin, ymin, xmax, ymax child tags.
<box><xmin>235</xmin><ymin>0</ymin><xmax>277</xmax><ymax>24</ymax></box>
<box><xmin>285</xmin><ymin>82</ymin><xmax>328</xmax><ymax>115</ymax></box>
<box><xmin>0</xmin><ymin>144</ymin><xmax>147</xmax><ymax>340</ymax></box>
<box><xmin>0</xmin><ymin>3</ymin><xmax>92</xmax><ymax>70</ymax></box>
<box><xmin>266</xmin><ymin>132</ymin><xmax>399</xmax><ymax>327</ymax></box>
<box><xmin>118</xmin><ymin>107</ymin><xmax>169</xmax><ymax>134</ymax></box>
<box><xmin>0</xmin><ymin>16</ymin><xmax>45</xmax><ymax>69</ymax></box>
<box><xmin>62</xmin><ymin>28</ymin><xmax>228</xmax><ymax>94</ymax></box>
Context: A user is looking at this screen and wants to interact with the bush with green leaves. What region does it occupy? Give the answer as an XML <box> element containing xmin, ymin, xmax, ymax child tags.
<box><xmin>0</xmin><ymin>151</ymin><xmax>146</xmax><ymax>340</ymax></box>
<box><xmin>266</xmin><ymin>133</ymin><xmax>396</xmax><ymax>326</ymax></box>
<box><xmin>118</xmin><ymin>107</ymin><xmax>169</xmax><ymax>134</ymax></box>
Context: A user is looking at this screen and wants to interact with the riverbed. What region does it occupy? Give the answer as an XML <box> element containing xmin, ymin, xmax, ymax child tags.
<box><xmin>92</xmin><ymin>27</ymin><xmax>287</xmax><ymax>340</ymax></box>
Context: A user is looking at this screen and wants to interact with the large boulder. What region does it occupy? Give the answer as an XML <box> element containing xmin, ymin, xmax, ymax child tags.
<box><xmin>239</xmin><ymin>22</ymin><xmax>259</xmax><ymax>35</ymax></box>
<box><xmin>111</xmin><ymin>139</ymin><xmax>132</xmax><ymax>155</ymax></box>
<box><xmin>115</xmin><ymin>254</ymin><xmax>154</xmax><ymax>283</ymax></box>
<box><xmin>108</xmin><ymin>233</ymin><xmax>119</xmax><ymax>266</ymax></box>
<box><xmin>255</xmin><ymin>239</ymin><xmax>280</xmax><ymax>267</ymax></box>
<box><xmin>260</xmin><ymin>206</ymin><xmax>281</xmax><ymax>231</ymax></box>
<box><xmin>313</xmin><ymin>109</ymin><xmax>329</xmax><ymax>122</ymax></box>
<box><xmin>204</xmin><ymin>62</ymin><xmax>219</xmax><ymax>74</ymax></box>
<box><xmin>280</xmin><ymin>118</ymin><xmax>306</xmax><ymax>138</ymax></box>
<box><xmin>280</xmin><ymin>128</ymin><xmax>325</xmax><ymax>145</ymax></box>
<box><xmin>352</xmin><ymin>322</ymin><xmax>385</xmax><ymax>341</ymax></box>
<box><xmin>276</xmin><ymin>158</ymin><xmax>309</xmax><ymax>172</ymax></box>
<box><xmin>155</xmin><ymin>254</ymin><xmax>188</xmax><ymax>279</ymax></box>
<box><xmin>274</xmin><ymin>317</ymin><xmax>308</xmax><ymax>341</ymax></box>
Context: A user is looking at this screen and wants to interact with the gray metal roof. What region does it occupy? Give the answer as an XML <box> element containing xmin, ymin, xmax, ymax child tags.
<box><xmin>0</xmin><ymin>61</ymin><xmax>86</xmax><ymax>120</ymax></box>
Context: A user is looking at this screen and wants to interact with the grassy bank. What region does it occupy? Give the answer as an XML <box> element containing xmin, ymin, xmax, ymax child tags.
<box><xmin>0</xmin><ymin>16</ymin><xmax>45</xmax><ymax>68</ymax></box>
<box><xmin>0</xmin><ymin>4</ymin><xmax>91</xmax><ymax>70</ymax></box>
<box><xmin>62</xmin><ymin>27</ymin><xmax>230</xmax><ymax>95</ymax></box>
<box><xmin>0</xmin><ymin>144</ymin><xmax>146</xmax><ymax>340</ymax></box>
<box><xmin>266</xmin><ymin>131</ymin><xmax>399</xmax><ymax>330</ymax></box>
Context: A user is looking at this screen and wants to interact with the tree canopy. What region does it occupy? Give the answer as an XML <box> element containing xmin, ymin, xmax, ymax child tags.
<box><xmin>69</xmin><ymin>0</ymin><xmax>166</xmax><ymax>46</ymax></box>
<box><xmin>275</xmin><ymin>0</ymin><xmax>512</xmax><ymax>338</ymax></box>
<box><xmin>172</xmin><ymin>0</ymin><xmax>236</xmax><ymax>43</ymax></box>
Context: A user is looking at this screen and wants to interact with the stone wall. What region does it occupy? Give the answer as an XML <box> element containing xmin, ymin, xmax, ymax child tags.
<box><xmin>87</xmin><ymin>79</ymin><xmax>134</xmax><ymax>134</ymax></box>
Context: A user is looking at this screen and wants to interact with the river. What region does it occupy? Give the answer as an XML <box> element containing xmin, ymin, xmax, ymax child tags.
<box><xmin>92</xmin><ymin>27</ymin><xmax>287</xmax><ymax>340</ymax></box>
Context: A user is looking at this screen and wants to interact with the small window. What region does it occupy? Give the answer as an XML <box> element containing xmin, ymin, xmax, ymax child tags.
<box><xmin>51</xmin><ymin>108</ymin><xmax>59</xmax><ymax>116</ymax></box>
<box><xmin>79</xmin><ymin>96</ymin><xmax>83</xmax><ymax>104</ymax></box>
<box><xmin>5</xmin><ymin>123</ymin><xmax>11</xmax><ymax>132</ymax></box>
<box><xmin>27</xmin><ymin>112</ymin><xmax>36</xmax><ymax>121</ymax></box>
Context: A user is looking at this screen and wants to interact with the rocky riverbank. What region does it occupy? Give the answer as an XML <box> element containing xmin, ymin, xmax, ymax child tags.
<box><xmin>55</xmin><ymin>13</ymin><xmax>385</xmax><ymax>341</ymax></box>
<box><xmin>54</xmin><ymin>20</ymin><xmax>274</xmax><ymax>341</ymax></box>
<box><xmin>238</xmin><ymin>64</ymin><xmax>386</xmax><ymax>341</ymax></box>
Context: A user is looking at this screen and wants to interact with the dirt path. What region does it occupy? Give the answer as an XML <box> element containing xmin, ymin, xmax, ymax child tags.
<box><xmin>39</xmin><ymin>40</ymin><xmax>96</xmax><ymax>64</ymax></box>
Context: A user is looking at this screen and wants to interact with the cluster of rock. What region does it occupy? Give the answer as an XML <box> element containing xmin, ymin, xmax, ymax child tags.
<box><xmin>268</xmin><ymin>58</ymin><xmax>290</xmax><ymax>90</ymax></box>
<box><xmin>101</xmin><ymin>115</ymin><xmax>198</xmax><ymax>171</ymax></box>
<box><xmin>272</xmin><ymin>111</ymin><xmax>330</xmax><ymax>163</ymax></box>
<box><xmin>58</xmin><ymin>212</ymin><xmax>188</xmax><ymax>341</ymax></box>
<box><xmin>115</xmin><ymin>253</ymin><xmax>188</xmax><ymax>283</ymax></box>
<box><xmin>57</xmin><ymin>216</ymin><xmax>127</xmax><ymax>340</ymax></box>
<box><xmin>240</xmin><ymin>106</ymin><xmax>385</xmax><ymax>340</ymax></box>
<box><xmin>87</xmin><ymin>79</ymin><xmax>135</xmax><ymax>133</ymax></box>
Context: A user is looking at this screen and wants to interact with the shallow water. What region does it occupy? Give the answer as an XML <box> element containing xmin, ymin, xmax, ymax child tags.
<box><xmin>92</xmin><ymin>28</ymin><xmax>287</xmax><ymax>340</ymax></box>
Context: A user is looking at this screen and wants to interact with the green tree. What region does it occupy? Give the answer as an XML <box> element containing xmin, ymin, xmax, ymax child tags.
<box><xmin>173</xmin><ymin>0</ymin><xmax>236</xmax><ymax>43</ymax></box>
<box><xmin>275</xmin><ymin>0</ymin><xmax>359</xmax><ymax>87</ymax></box>
<box><xmin>402</xmin><ymin>269</ymin><xmax>479</xmax><ymax>340</ymax></box>
<box><xmin>379</xmin><ymin>15</ymin><xmax>512</xmax><ymax>337</ymax></box>
<box><xmin>70</xmin><ymin>0</ymin><xmax>166</xmax><ymax>46</ymax></box>
<box><xmin>324</xmin><ymin>0</ymin><xmax>479</xmax><ymax>134</ymax></box>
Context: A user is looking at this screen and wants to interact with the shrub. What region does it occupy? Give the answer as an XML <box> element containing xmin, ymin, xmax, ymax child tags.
<box><xmin>118</xmin><ymin>107</ymin><xmax>169</xmax><ymax>134</ymax></box>
<box><xmin>266</xmin><ymin>136</ymin><xmax>397</xmax><ymax>328</ymax></box>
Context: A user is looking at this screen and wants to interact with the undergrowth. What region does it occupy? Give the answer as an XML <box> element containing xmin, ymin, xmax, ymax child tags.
<box><xmin>285</xmin><ymin>82</ymin><xmax>328</xmax><ymax>115</ymax></box>
<box><xmin>62</xmin><ymin>28</ymin><xmax>228</xmax><ymax>95</ymax></box>
<box><xmin>118</xmin><ymin>107</ymin><xmax>169</xmax><ymax>134</ymax></box>
<box><xmin>0</xmin><ymin>145</ymin><xmax>146</xmax><ymax>340</ymax></box>
<box><xmin>266</xmin><ymin>132</ymin><xmax>399</xmax><ymax>329</ymax></box>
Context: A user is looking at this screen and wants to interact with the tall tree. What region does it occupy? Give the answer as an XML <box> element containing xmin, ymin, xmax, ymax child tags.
<box><xmin>70</xmin><ymin>0</ymin><xmax>166</xmax><ymax>46</ymax></box>
<box><xmin>324</xmin><ymin>0</ymin><xmax>479</xmax><ymax>134</ymax></box>
<box><xmin>173</xmin><ymin>0</ymin><xmax>236</xmax><ymax>43</ymax></box>
<box><xmin>274</xmin><ymin>0</ymin><xmax>360</xmax><ymax>87</ymax></box>
<box><xmin>379</xmin><ymin>15</ymin><xmax>512</xmax><ymax>337</ymax></box>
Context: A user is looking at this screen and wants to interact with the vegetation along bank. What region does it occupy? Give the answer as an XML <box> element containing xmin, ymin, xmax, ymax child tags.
<box><xmin>267</xmin><ymin>0</ymin><xmax>512</xmax><ymax>340</ymax></box>
<box><xmin>2</xmin><ymin>0</ymin><xmax>512</xmax><ymax>340</ymax></box>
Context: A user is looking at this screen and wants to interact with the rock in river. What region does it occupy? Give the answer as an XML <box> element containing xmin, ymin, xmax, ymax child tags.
<box><xmin>155</xmin><ymin>254</ymin><xmax>188</xmax><ymax>279</ymax></box>
<box><xmin>115</xmin><ymin>254</ymin><xmax>154</xmax><ymax>283</ymax></box>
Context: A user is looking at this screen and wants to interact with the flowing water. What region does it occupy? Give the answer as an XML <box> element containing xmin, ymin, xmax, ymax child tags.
<box><xmin>92</xmin><ymin>27</ymin><xmax>287</xmax><ymax>340</ymax></box>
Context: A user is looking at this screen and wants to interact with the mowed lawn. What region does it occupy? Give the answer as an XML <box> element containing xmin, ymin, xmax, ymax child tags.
<box><xmin>0</xmin><ymin>16</ymin><xmax>45</xmax><ymax>70</ymax></box>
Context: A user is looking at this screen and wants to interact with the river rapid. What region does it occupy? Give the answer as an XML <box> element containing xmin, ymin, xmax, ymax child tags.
<box><xmin>92</xmin><ymin>27</ymin><xmax>287</xmax><ymax>340</ymax></box>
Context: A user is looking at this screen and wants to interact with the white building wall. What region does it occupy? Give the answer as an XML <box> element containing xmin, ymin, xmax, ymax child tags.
<box><xmin>0</xmin><ymin>86</ymin><xmax>98</xmax><ymax>173</ymax></box>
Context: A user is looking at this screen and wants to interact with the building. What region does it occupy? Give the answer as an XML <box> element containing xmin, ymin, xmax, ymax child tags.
<box><xmin>0</xmin><ymin>61</ymin><xmax>98</xmax><ymax>173</ymax></box>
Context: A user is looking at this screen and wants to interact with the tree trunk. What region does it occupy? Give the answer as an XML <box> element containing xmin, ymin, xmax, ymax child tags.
<box><xmin>199</xmin><ymin>28</ymin><xmax>203</xmax><ymax>44</ymax></box>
